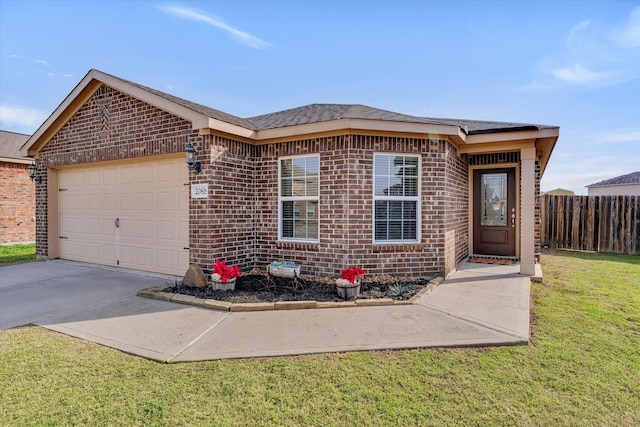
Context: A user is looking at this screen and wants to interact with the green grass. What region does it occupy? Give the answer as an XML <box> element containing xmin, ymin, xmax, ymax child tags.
<box><xmin>0</xmin><ymin>243</ymin><xmax>36</xmax><ymax>266</ymax></box>
<box><xmin>1</xmin><ymin>250</ymin><xmax>638</xmax><ymax>426</ymax></box>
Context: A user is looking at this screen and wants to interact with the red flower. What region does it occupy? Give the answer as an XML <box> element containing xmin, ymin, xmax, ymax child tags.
<box><xmin>212</xmin><ymin>259</ymin><xmax>242</xmax><ymax>283</ymax></box>
<box><xmin>341</xmin><ymin>266</ymin><xmax>366</xmax><ymax>284</ymax></box>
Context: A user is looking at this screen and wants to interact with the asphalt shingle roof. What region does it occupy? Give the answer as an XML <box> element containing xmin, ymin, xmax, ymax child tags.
<box><xmin>0</xmin><ymin>130</ymin><xmax>31</xmax><ymax>160</ymax></box>
<box><xmin>102</xmin><ymin>71</ymin><xmax>553</xmax><ymax>135</ymax></box>
<box><xmin>588</xmin><ymin>171</ymin><xmax>640</xmax><ymax>187</ymax></box>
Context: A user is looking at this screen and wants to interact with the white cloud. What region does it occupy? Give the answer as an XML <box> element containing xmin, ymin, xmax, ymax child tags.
<box><xmin>567</xmin><ymin>20</ymin><xmax>591</xmax><ymax>49</ymax></box>
<box><xmin>549</xmin><ymin>64</ymin><xmax>624</xmax><ymax>85</ymax></box>
<box><xmin>601</xmin><ymin>129</ymin><xmax>640</xmax><ymax>144</ymax></box>
<box><xmin>160</xmin><ymin>5</ymin><xmax>272</xmax><ymax>49</ymax></box>
<box><xmin>521</xmin><ymin>7</ymin><xmax>640</xmax><ymax>91</ymax></box>
<box><xmin>0</xmin><ymin>104</ymin><xmax>48</xmax><ymax>133</ymax></box>
<box><xmin>34</xmin><ymin>59</ymin><xmax>49</xmax><ymax>65</ymax></box>
<box><xmin>612</xmin><ymin>6</ymin><xmax>640</xmax><ymax>48</ymax></box>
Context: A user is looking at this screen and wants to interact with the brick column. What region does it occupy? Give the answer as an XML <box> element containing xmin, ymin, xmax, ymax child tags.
<box><xmin>520</xmin><ymin>147</ymin><xmax>536</xmax><ymax>276</ymax></box>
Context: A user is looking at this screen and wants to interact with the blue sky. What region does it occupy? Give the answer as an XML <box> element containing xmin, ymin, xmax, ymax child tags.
<box><xmin>1</xmin><ymin>0</ymin><xmax>639</xmax><ymax>194</ymax></box>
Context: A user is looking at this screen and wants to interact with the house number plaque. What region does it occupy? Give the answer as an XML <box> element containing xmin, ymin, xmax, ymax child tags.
<box><xmin>191</xmin><ymin>184</ymin><xmax>209</xmax><ymax>199</ymax></box>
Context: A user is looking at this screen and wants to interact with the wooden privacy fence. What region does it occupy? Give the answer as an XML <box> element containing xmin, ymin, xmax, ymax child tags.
<box><xmin>541</xmin><ymin>195</ymin><xmax>640</xmax><ymax>255</ymax></box>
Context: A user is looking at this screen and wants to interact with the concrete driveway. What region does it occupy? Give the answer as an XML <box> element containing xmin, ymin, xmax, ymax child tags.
<box><xmin>0</xmin><ymin>260</ymin><xmax>531</xmax><ymax>362</ymax></box>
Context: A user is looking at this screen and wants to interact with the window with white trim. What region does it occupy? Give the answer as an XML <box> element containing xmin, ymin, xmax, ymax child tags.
<box><xmin>373</xmin><ymin>154</ymin><xmax>420</xmax><ymax>242</ymax></box>
<box><xmin>279</xmin><ymin>155</ymin><xmax>319</xmax><ymax>241</ymax></box>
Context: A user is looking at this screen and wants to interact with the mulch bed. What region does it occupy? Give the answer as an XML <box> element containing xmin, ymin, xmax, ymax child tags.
<box><xmin>164</xmin><ymin>274</ymin><xmax>434</xmax><ymax>303</ymax></box>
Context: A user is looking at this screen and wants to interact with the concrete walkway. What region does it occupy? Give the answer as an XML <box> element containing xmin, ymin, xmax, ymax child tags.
<box><xmin>0</xmin><ymin>260</ymin><xmax>531</xmax><ymax>362</ymax></box>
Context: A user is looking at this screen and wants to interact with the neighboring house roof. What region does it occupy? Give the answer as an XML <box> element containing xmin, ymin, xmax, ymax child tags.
<box><xmin>0</xmin><ymin>130</ymin><xmax>32</xmax><ymax>164</ymax></box>
<box><xmin>587</xmin><ymin>171</ymin><xmax>640</xmax><ymax>188</ymax></box>
<box><xmin>23</xmin><ymin>69</ymin><xmax>559</xmax><ymax>173</ymax></box>
<box><xmin>544</xmin><ymin>188</ymin><xmax>575</xmax><ymax>195</ymax></box>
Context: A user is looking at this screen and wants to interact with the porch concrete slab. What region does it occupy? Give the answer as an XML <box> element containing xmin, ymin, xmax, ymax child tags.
<box><xmin>39</xmin><ymin>297</ymin><xmax>229</xmax><ymax>363</ymax></box>
<box><xmin>172</xmin><ymin>304</ymin><xmax>523</xmax><ymax>362</ymax></box>
<box><xmin>417</xmin><ymin>262</ymin><xmax>530</xmax><ymax>340</ymax></box>
<box><xmin>0</xmin><ymin>260</ymin><xmax>173</xmax><ymax>330</ymax></box>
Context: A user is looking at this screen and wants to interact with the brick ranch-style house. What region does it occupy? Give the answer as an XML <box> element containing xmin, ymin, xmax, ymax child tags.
<box><xmin>22</xmin><ymin>69</ymin><xmax>559</xmax><ymax>278</ymax></box>
<box><xmin>1</xmin><ymin>130</ymin><xmax>35</xmax><ymax>245</ymax></box>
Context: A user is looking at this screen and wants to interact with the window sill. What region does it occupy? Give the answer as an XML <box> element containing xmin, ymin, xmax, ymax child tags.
<box><xmin>373</xmin><ymin>243</ymin><xmax>424</xmax><ymax>253</ymax></box>
<box><xmin>276</xmin><ymin>241</ymin><xmax>320</xmax><ymax>251</ymax></box>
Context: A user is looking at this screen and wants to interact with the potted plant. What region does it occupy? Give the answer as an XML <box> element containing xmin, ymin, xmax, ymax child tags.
<box><xmin>211</xmin><ymin>259</ymin><xmax>241</xmax><ymax>291</ymax></box>
<box><xmin>335</xmin><ymin>266</ymin><xmax>366</xmax><ymax>299</ymax></box>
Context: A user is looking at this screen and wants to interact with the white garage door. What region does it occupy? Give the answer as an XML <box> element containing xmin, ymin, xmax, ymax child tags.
<box><xmin>58</xmin><ymin>157</ymin><xmax>189</xmax><ymax>276</ymax></box>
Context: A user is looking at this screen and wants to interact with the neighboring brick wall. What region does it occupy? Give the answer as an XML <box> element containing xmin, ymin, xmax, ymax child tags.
<box><xmin>35</xmin><ymin>84</ymin><xmax>198</xmax><ymax>258</ymax></box>
<box><xmin>0</xmin><ymin>162</ymin><xmax>35</xmax><ymax>244</ymax></box>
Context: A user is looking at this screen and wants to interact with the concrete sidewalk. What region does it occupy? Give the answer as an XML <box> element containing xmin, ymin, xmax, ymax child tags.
<box><xmin>0</xmin><ymin>260</ymin><xmax>531</xmax><ymax>362</ymax></box>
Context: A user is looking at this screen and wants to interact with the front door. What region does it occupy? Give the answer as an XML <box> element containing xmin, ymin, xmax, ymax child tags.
<box><xmin>473</xmin><ymin>168</ymin><xmax>516</xmax><ymax>256</ymax></box>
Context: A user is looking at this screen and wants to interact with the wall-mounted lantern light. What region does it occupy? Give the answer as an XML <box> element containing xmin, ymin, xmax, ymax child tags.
<box><xmin>185</xmin><ymin>143</ymin><xmax>201</xmax><ymax>173</ymax></box>
<box><xmin>28</xmin><ymin>162</ymin><xmax>42</xmax><ymax>184</ymax></box>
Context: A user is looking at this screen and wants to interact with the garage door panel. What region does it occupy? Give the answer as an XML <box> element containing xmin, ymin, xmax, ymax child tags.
<box><xmin>87</xmin><ymin>218</ymin><xmax>102</xmax><ymax>234</ymax></box>
<box><xmin>137</xmin><ymin>247</ymin><xmax>154</xmax><ymax>267</ymax></box>
<box><xmin>137</xmin><ymin>220</ymin><xmax>153</xmax><ymax>239</ymax></box>
<box><xmin>88</xmin><ymin>169</ymin><xmax>101</xmax><ymax>186</ymax></box>
<box><xmin>138</xmin><ymin>192</ymin><xmax>153</xmax><ymax>210</ymax></box>
<box><xmin>120</xmin><ymin>166</ymin><xmax>135</xmax><ymax>184</ymax></box>
<box><xmin>103</xmin><ymin>168</ymin><xmax>116</xmax><ymax>185</ymax></box>
<box><xmin>120</xmin><ymin>246</ymin><xmax>135</xmax><ymax>265</ymax></box>
<box><xmin>103</xmin><ymin>193</ymin><xmax>118</xmax><ymax>210</ymax></box>
<box><xmin>73</xmin><ymin>194</ymin><xmax>86</xmax><ymax>210</ymax></box>
<box><xmin>103</xmin><ymin>244</ymin><xmax>116</xmax><ymax>262</ymax></box>
<box><xmin>58</xmin><ymin>157</ymin><xmax>188</xmax><ymax>276</ymax></box>
<box><xmin>120</xmin><ymin>193</ymin><xmax>136</xmax><ymax>210</ymax></box>
<box><xmin>60</xmin><ymin>217</ymin><xmax>74</xmax><ymax>234</ymax></box>
<box><xmin>138</xmin><ymin>164</ymin><xmax>154</xmax><ymax>183</ymax></box>
<box><xmin>158</xmin><ymin>221</ymin><xmax>174</xmax><ymax>240</ymax></box>
<box><xmin>86</xmin><ymin>242</ymin><xmax>102</xmax><ymax>261</ymax></box>
<box><xmin>74</xmin><ymin>218</ymin><xmax>87</xmax><ymax>233</ymax></box>
<box><xmin>157</xmin><ymin>249</ymin><xmax>176</xmax><ymax>269</ymax></box>
<box><xmin>88</xmin><ymin>194</ymin><xmax>101</xmax><ymax>210</ymax></box>
<box><xmin>158</xmin><ymin>192</ymin><xmax>174</xmax><ymax>210</ymax></box>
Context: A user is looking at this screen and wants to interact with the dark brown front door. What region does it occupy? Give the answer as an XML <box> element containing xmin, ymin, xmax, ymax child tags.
<box><xmin>473</xmin><ymin>168</ymin><xmax>516</xmax><ymax>256</ymax></box>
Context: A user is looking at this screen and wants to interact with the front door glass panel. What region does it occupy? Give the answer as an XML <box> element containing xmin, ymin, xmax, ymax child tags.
<box><xmin>481</xmin><ymin>173</ymin><xmax>507</xmax><ymax>226</ymax></box>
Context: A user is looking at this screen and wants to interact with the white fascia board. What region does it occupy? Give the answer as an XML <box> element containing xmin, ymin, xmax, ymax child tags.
<box><xmin>0</xmin><ymin>156</ymin><xmax>32</xmax><ymax>164</ymax></box>
<box><xmin>466</xmin><ymin>127</ymin><xmax>559</xmax><ymax>144</ymax></box>
<box><xmin>253</xmin><ymin>118</ymin><xmax>461</xmax><ymax>141</ymax></box>
<box><xmin>193</xmin><ymin>117</ymin><xmax>256</xmax><ymax>139</ymax></box>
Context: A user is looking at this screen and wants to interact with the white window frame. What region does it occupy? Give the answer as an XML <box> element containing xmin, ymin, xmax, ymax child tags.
<box><xmin>372</xmin><ymin>153</ymin><xmax>421</xmax><ymax>244</ymax></box>
<box><xmin>278</xmin><ymin>154</ymin><xmax>320</xmax><ymax>243</ymax></box>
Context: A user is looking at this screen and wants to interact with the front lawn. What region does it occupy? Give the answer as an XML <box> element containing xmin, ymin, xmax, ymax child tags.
<box><xmin>0</xmin><ymin>243</ymin><xmax>35</xmax><ymax>266</ymax></box>
<box><xmin>1</xmin><ymin>250</ymin><xmax>638</xmax><ymax>426</ymax></box>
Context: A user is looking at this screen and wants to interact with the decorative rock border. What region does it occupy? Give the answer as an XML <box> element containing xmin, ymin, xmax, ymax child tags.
<box><xmin>138</xmin><ymin>277</ymin><xmax>444</xmax><ymax>311</ymax></box>
<box><xmin>137</xmin><ymin>277</ymin><xmax>445</xmax><ymax>312</ymax></box>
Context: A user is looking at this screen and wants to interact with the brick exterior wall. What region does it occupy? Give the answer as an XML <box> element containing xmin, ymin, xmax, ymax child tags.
<box><xmin>0</xmin><ymin>162</ymin><xmax>36</xmax><ymax>244</ymax></box>
<box><xmin>34</xmin><ymin>84</ymin><xmax>478</xmax><ymax>278</ymax></box>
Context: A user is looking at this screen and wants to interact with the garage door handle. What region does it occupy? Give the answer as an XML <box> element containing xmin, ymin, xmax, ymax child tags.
<box><xmin>115</xmin><ymin>218</ymin><xmax>120</xmax><ymax>228</ymax></box>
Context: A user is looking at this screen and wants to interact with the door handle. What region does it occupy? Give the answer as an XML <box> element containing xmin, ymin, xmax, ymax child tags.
<box><xmin>115</xmin><ymin>218</ymin><xmax>120</xmax><ymax>228</ymax></box>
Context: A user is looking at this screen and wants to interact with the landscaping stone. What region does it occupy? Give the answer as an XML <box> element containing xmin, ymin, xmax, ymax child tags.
<box><xmin>182</xmin><ymin>264</ymin><xmax>208</xmax><ymax>288</ymax></box>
